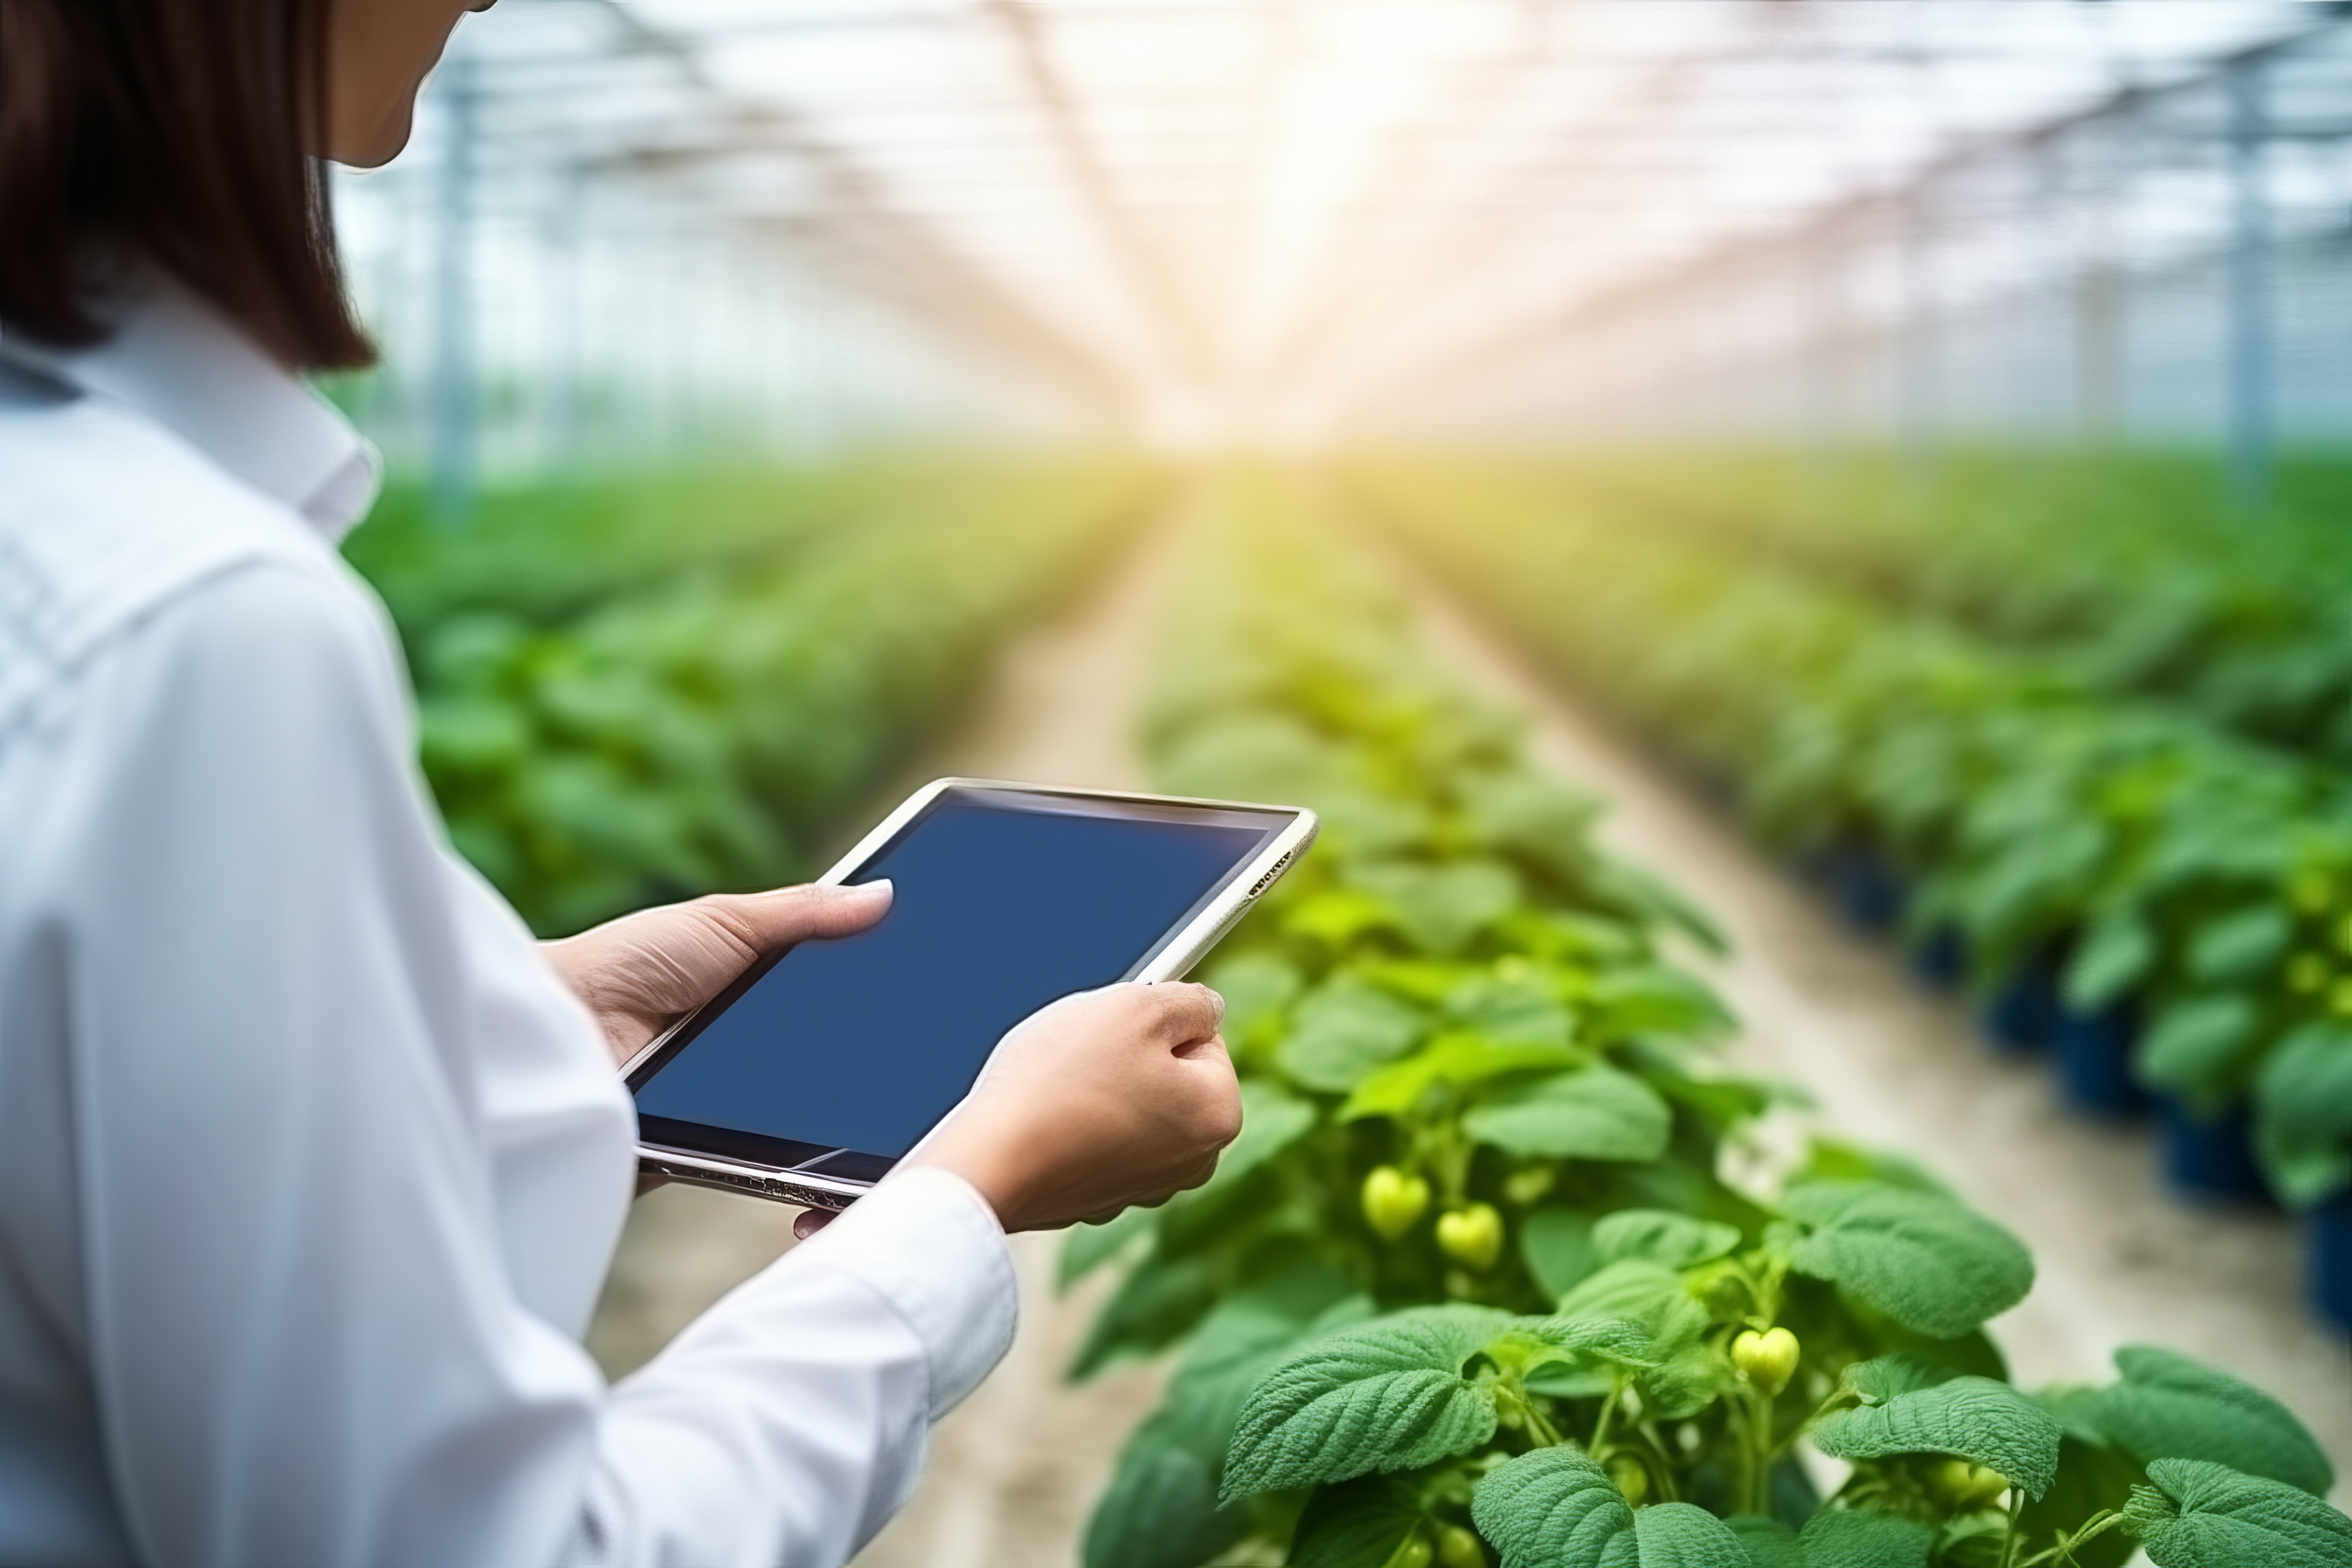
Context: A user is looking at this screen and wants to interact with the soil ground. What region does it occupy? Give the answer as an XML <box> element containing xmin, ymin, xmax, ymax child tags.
<box><xmin>585</xmin><ymin>497</ymin><xmax>2351</xmax><ymax>1568</ymax></box>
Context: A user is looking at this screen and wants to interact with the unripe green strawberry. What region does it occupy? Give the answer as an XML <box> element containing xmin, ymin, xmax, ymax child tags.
<box><xmin>1606</xmin><ymin>1455</ymin><xmax>1648</xmax><ymax>1505</ymax></box>
<box><xmin>1436</xmin><ymin>1524</ymin><xmax>1486</xmax><ymax>1568</ymax></box>
<box><xmin>1362</xmin><ymin>1166</ymin><xmax>1432</xmax><ymax>1240</ymax></box>
<box><xmin>1382</xmin><ymin>1531</ymin><xmax>1433</xmax><ymax>1568</ymax></box>
<box><xmin>1926</xmin><ymin>1458</ymin><xmax>2010</xmax><ymax>1511</ymax></box>
<box><xmin>1501</xmin><ymin>1166</ymin><xmax>1554</xmax><ymax>1207</ymax></box>
<box><xmin>2292</xmin><ymin>870</ymin><xmax>2336</xmax><ymax>916</ymax></box>
<box><xmin>1435</xmin><ymin>1204</ymin><xmax>1504</xmax><ymax>1270</ymax></box>
<box><xmin>1731</xmin><ymin>1326</ymin><xmax>1799</xmax><ymax>1396</ymax></box>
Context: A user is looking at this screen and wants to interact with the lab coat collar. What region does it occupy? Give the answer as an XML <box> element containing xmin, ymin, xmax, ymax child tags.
<box><xmin>0</xmin><ymin>273</ymin><xmax>382</xmax><ymax>543</ymax></box>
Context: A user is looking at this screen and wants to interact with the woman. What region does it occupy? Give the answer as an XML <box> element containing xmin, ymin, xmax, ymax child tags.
<box><xmin>0</xmin><ymin>1</ymin><xmax>1244</xmax><ymax>1564</ymax></box>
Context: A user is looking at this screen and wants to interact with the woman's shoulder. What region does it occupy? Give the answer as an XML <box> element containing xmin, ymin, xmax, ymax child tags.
<box><xmin>0</xmin><ymin>385</ymin><xmax>377</xmax><ymax>738</ymax></box>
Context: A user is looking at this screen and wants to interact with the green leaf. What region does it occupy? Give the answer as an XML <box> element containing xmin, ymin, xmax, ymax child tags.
<box><xmin>1584</xmin><ymin>964</ymin><xmax>1735</xmax><ymax>1040</ymax></box>
<box><xmin>1288</xmin><ymin>1477</ymin><xmax>1428</xmax><ymax>1568</ymax></box>
<box><xmin>1633</xmin><ymin>1503</ymin><xmax>1750</xmax><ymax>1566</ymax></box>
<box><xmin>2186</xmin><ymin>905</ymin><xmax>2292</xmax><ymax>984</ymax></box>
<box><xmin>1792</xmin><ymin>1141</ymin><xmax>1953</xmax><ymax>1199</ymax></box>
<box><xmin>1782</xmin><ymin>1182</ymin><xmax>2033</xmax><ymax>1338</ymax></box>
<box><xmin>1462</xmin><ymin>1066</ymin><xmax>1673</xmax><ymax>1161</ymax></box>
<box><xmin>1523</xmin><ymin>1314</ymin><xmax>1664</xmax><ymax>1368</ymax></box>
<box><xmin>1156</xmin><ymin>1268</ymin><xmax>1373</xmax><ymax>1453</ymax></box>
<box><xmin>1278</xmin><ymin>976</ymin><xmax>1427</xmax><ymax>1092</ymax></box>
<box><xmin>1059</xmin><ymin>1204</ymin><xmax>1156</xmax><ymax>1289</ymax></box>
<box><xmin>1197</xmin><ymin>1079</ymin><xmax>1317</xmax><ymax>1193</ymax></box>
<box><xmin>1522</xmin><ymin>1208</ymin><xmax>1600</xmax><ymax>1298</ymax></box>
<box><xmin>2136</xmin><ymin>995</ymin><xmax>2258</xmax><ymax>1103</ymax></box>
<box><xmin>2122</xmin><ymin>1457</ymin><xmax>2352</xmax><ymax>1568</ymax></box>
<box><xmin>1645</xmin><ymin>1335</ymin><xmax>1736</xmax><ymax>1421</ymax></box>
<box><xmin>1473</xmin><ymin>1457</ymin><xmax>1749</xmax><ymax>1563</ymax></box>
<box><xmin>1554</xmin><ymin>1260</ymin><xmax>1686</xmax><ymax>1326</ymax></box>
<box><xmin>1448</xmin><ymin>973</ymin><xmax>1575</xmax><ymax>1049</ymax></box>
<box><xmin>1722</xmin><ymin>1505</ymin><xmax>1940</xmax><ymax>1567</ymax></box>
<box><xmin>1082</xmin><ymin>1423</ymin><xmax>1244</xmax><ymax>1568</ymax></box>
<box><xmin>2254</xmin><ymin>1023</ymin><xmax>2352</xmax><ymax>1207</ymax></box>
<box><xmin>1724</xmin><ymin>1516</ymin><xmax>1802</xmax><ymax>1568</ymax></box>
<box><xmin>1808</xmin><ymin>1363</ymin><xmax>2062</xmax><ymax>1500</ymax></box>
<box><xmin>1204</xmin><ymin>950</ymin><xmax>1303</xmax><ymax>1055</ymax></box>
<box><xmin>1462</xmin><ymin>770</ymin><xmax>1600</xmax><ymax>870</ymax></box>
<box><xmin>1927</xmin><ymin>1513</ymin><xmax>2006</xmax><ymax>1568</ymax></box>
<box><xmin>1342</xmin><ymin>1032</ymin><xmax>1585</xmax><ymax>1121</ymax></box>
<box><xmin>1285</xmin><ymin>887</ymin><xmax>1406</xmax><ymax>947</ymax></box>
<box><xmin>2017</xmin><ymin>1428</ymin><xmax>2143</xmax><ymax>1568</ymax></box>
<box><xmin>2089</xmin><ymin>1345</ymin><xmax>2333</xmax><ymax>1497</ymax></box>
<box><xmin>1470</xmin><ymin>1448</ymin><xmax>1631</xmax><ymax>1568</ymax></box>
<box><xmin>1068</xmin><ymin>1253</ymin><xmax>1218</xmax><ymax>1379</ymax></box>
<box><xmin>1220</xmin><ymin>1306</ymin><xmax>1510</xmax><ymax>1502</ymax></box>
<box><xmin>1350</xmin><ymin>858</ymin><xmax>1523</xmax><ymax>954</ymax></box>
<box><xmin>1592</xmin><ymin>1209</ymin><xmax>1742</xmax><ymax>1270</ymax></box>
<box><xmin>2065</xmin><ymin>910</ymin><xmax>2155</xmax><ymax>1011</ymax></box>
<box><xmin>1795</xmin><ymin>1507</ymin><xmax>1934</xmax><ymax>1568</ymax></box>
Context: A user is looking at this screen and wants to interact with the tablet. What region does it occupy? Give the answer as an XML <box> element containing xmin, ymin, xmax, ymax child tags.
<box><xmin>624</xmin><ymin>779</ymin><xmax>1317</xmax><ymax>1210</ymax></box>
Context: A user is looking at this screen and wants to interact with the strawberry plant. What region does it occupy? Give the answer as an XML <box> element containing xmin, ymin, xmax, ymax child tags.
<box><xmin>1216</xmin><ymin>1273</ymin><xmax>2348</xmax><ymax>1568</ymax></box>
<box><xmin>348</xmin><ymin>458</ymin><xmax>1152</xmax><ymax>932</ymax></box>
<box><xmin>1351</xmin><ymin>462</ymin><xmax>2352</xmax><ymax>1235</ymax></box>
<box><xmin>1070</xmin><ymin>469</ymin><xmax>2352</xmax><ymax>1568</ymax></box>
<box><xmin>1490</xmin><ymin>448</ymin><xmax>2352</xmax><ymax>763</ymax></box>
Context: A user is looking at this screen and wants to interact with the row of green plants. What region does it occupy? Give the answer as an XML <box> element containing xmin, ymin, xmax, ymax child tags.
<box><xmin>346</xmin><ymin>461</ymin><xmax>915</xmax><ymax>634</ymax></box>
<box><xmin>1491</xmin><ymin>448</ymin><xmax>2352</xmax><ymax>763</ymax></box>
<box><xmin>346</xmin><ymin>457</ymin><xmax>1151</xmax><ymax>934</ymax></box>
<box><xmin>1351</xmin><ymin>461</ymin><xmax>2352</xmax><ymax>1244</ymax></box>
<box><xmin>1062</xmin><ymin>469</ymin><xmax>2348</xmax><ymax>1568</ymax></box>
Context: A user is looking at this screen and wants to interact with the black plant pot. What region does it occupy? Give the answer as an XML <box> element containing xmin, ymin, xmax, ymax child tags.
<box><xmin>1683</xmin><ymin>762</ymin><xmax>1743</xmax><ymax>817</ymax></box>
<box><xmin>2156</xmin><ymin>1095</ymin><xmax>2271</xmax><ymax>1203</ymax></box>
<box><xmin>1825</xmin><ymin>840</ymin><xmax>1907</xmax><ymax>932</ymax></box>
<box><xmin>1909</xmin><ymin>926</ymin><xmax>1967</xmax><ymax>989</ymax></box>
<box><xmin>1980</xmin><ymin>956</ymin><xmax>2060</xmax><ymax>1054</ymax></box>
<box><xmin>2055</xmin><ymin>1003</ymin><xmax>2148</xmax><ymax>1117</ymax></box>
<box><xmin>2312</xmin><ymin>1192</ymin><xmax>2352</xmax><ymax>1333</ymax></box>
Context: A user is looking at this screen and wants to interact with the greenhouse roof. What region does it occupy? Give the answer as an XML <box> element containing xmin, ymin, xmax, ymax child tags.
<box><xmin>415</xmin><ymin>0</ymin><xmax>2351</xmax><ymax>429</ymax></box>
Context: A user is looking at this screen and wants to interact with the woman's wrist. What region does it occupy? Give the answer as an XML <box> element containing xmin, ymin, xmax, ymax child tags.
<box><xmin>906</xmin><ymin>1122</ymin><xmax>1030</xmax><ymax>1232</ymax></box>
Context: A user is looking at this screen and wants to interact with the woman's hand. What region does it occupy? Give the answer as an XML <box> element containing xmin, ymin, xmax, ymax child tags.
<box><xmin>542</xmin><ymin>882</ymin><xmax>893</xmax><ymax>1070</ymax></box>
<box><xmin>906</xmin><ymin>983</ymin><xmax>1244</xmax><ymax>1234</ymax></box>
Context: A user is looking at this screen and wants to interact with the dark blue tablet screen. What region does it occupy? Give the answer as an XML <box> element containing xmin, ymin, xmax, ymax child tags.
<box><xmin>633</xmin><ymin>791</ymin><xmax>1279</xmax><ymax>1162</ymax></box>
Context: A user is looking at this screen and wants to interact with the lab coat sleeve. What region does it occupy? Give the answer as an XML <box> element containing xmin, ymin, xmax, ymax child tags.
<box><xmin>580</xmin><ymin>1168</ymin><xmax>1018</xmax><ymax>1566</ymax></box>
<box><xmin>61</xmin><ymin>557</ymin><xmax>1017</xmax><ymax>1568</ymax></box>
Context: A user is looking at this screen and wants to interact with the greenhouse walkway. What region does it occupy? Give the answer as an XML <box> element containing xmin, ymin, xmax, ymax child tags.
<box><xmin>586</xmin><ymin>498</ymin><xmax>2352</xmax><ymax>1568</ymax></box>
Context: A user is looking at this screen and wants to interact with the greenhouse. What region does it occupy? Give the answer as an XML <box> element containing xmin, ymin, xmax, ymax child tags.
<box><xmin>7</xmin><ymin>0</ymin><xmax>2352</xmax><ymax>1564</ymax></box>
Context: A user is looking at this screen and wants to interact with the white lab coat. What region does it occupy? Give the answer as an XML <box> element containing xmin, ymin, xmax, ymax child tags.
<box><xmin>0</xmin><ymin>278</ymin><xmax>1017</xmax><ymax>1568</ymax></box>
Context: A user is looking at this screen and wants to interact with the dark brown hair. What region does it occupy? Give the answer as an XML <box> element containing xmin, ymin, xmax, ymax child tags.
<box><xmin>0</xmin><ymin>0</ymin><xmax>373</xmax><ymax>369</ymax></box>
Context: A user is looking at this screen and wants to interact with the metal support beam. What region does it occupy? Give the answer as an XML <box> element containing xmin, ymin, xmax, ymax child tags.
<box><xmin>2227</xmin><ymin>60</ymin><xmax>2275</xmax><ymax>517</ymax></box>
<box><xmin>1237</xmin><ymin>0</ymin><xmax>1563</xmax><ymax>392</ymax></box>
<box><xmin>986</xmin><ymin>0</ymin><xmax>1209</xmax><ymax>388</ymax></box>
<box><xmin>1897</xmin><ymin>186</ymin><xmax>1939</xmax><ymax>498</ymax></box>
<box><xmin>590</xmin><ymin>0</ymin><xmax>1134</xmax><ymax>418</ymax></box>
<box><xmin>1338</xmin><ymin>7</ymin><xmax>2348</xmax><ymax>445</ymax></box>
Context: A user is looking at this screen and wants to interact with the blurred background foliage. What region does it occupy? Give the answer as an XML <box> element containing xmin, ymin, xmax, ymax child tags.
<box><xmin>345</xmin><ymin>458</ymin><xmax>1157</xmax><ymax>934</ymax></box>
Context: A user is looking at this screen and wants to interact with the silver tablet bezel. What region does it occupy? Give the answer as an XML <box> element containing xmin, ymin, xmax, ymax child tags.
<box><xmin>626</xmin><ymin>777</ymin><xmax>1319</xmax><ymax>1211</ymax></box>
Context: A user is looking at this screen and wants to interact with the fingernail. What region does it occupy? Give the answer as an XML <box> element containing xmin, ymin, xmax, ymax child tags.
<box><xmin>1208</xmin><ymin>988</ymin><xmax>1227</xmax><ymax>1028</ymax></box>
<box><xmin>852</xmin><ymin>878</ymin><xmax>892</xmax><ymax>898</ymax></box>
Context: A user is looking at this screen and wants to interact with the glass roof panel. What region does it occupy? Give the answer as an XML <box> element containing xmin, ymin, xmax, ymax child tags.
<box><xmin>371</xmin><ymin>0</ymin><xmax>2338</xmax><ymax>434</ymax></box>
